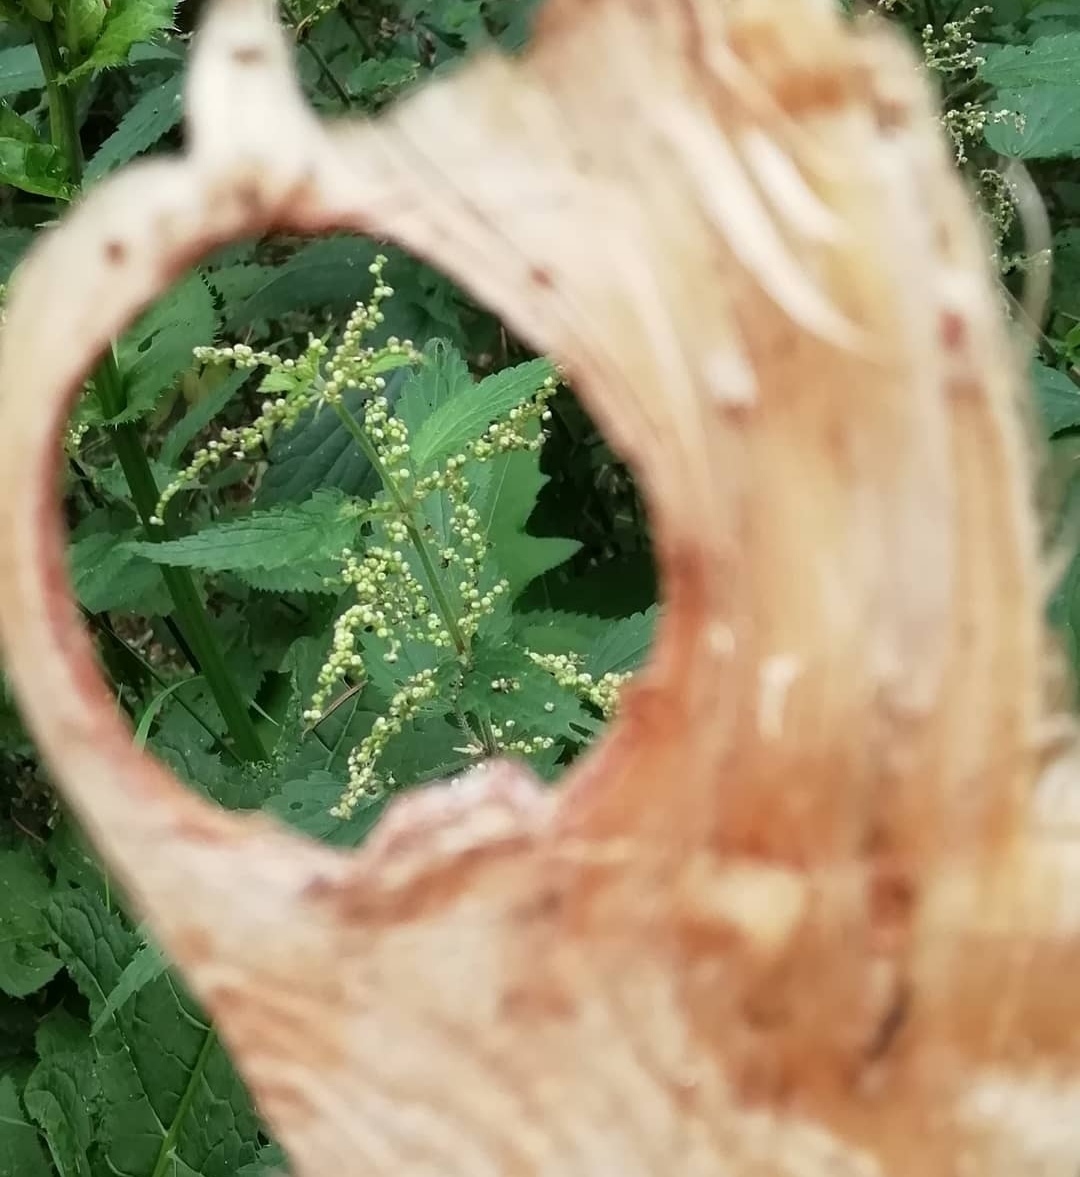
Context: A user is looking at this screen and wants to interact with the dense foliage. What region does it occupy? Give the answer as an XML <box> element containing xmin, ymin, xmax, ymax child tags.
<box><xmin>0</xmin><ymin>0</ymin><xmax>1078</xmax><ymax>1173</ymax></box>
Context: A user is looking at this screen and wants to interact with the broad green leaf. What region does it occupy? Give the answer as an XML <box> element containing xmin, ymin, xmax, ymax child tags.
<box><xmin>84</xmin><ymin>71</ymin><xmax>182</xmax><ymax>181</ymax></box>
<box><xmin>0</xmin><ymin>1076</ymin><xmax>52</xmax><ymax>1177</ymax></box>
<box><xmin>105</xmin><ymin>273</ymin><xmax>217</xmax><ymax>423</ymax></box>
<box><xmin>0</xmin><ymin>136</ymin><xmax>73</xmax><ymax>199</ymax></box>
<box><xmin>255</xmin><ymin>386</ymin><xmax>381</xmax><ymax>506</ymax></box>
<box><xmin>460</xmin><ymin>639</ymin><xmax>601</xmax><ymax>741</ymax></box>
<box><xmin>63</xmin><ymin>0</ymin><xmax>177</xmax><ymax>80</ymax></box>
<box><xmin>411</xmin><ymin>355</ymin><xmax>556</xmax><ymax>473</ymax></box>
<box><xmin>478</xmin><ymin>449</ymin><xmax>580</xmax><ymax>599</ymax></box>
<box><xmin>262</xmin><ymin>772</ymin><xmax>388</xmax><ymax>844</ymax></box>
<box><xmin>985</xmin><ymin>87</ymin><xmax>1080</xmax><ymax>158</ymax></box>
<box><xmin>68</xmin><ymin>524</ymin><xmax>171</xmax><ymax>615</ymax></box>
<box><xmin>513</xmin><ymin>609</ymin><xmax>610</xmax><ymax>657</ymax></box>
<box><xmin>47</xmin><ymin>890</ymin><xmax>259</xmax><ymax>1177</ymax></box>
<box><xmin>583</xmin><ymin>606</ymin><xmax>658</xmax><ymax>676</ymax></box>
<box><xmin>0</xmin><ymin>102</ymin><xmax>36</xmax><ymax>142</ymax></box>
<box><xmin>23</xmin><ymin>1011</ymin><xmax>98</xmax><ymax>1177</ymax></box>
<box><xmin>129</xmin><ymin>490</ymin><xmax>360</xmax><ymax>575</ymax></box>
<box><xmin>979</xmin><ymin>32</ymin><xmax>1080</xmax><ymax>88</ymax></box>
<box><xmin>0</xmin><ymin>46</ymin><xmax>45</xmax><ymax>98</ymax></box>
<box><xmin>395</xmin><ymin>339</ymin><xmax>473</xmax><ymax>437</ymax></box>
<box><xmin>0</xmin><ymin>849</ymin><xmax>62</xmax><ymax>999</ymax></box>
<box><xmin>1033</xmin><ymin>362</ymin><xmax>1080</xmax><ymax>436</ymax></box>
<box><xmin>379</xmin><ymin>714</ymin><xmax>475</xmax><ymax>787</ymax></box>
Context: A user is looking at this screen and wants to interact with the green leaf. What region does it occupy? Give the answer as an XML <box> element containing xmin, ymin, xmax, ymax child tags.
<box><xmin>985</xmin><ymin>86</ymin><xmax>1080</xmax><ymax>158</ymax></box>
<box><xmin>478</xmin><ymin>449</ymin><xmax>580</xmax><ymax>599</ymax></box>
<box><xmin>262</xmin><ymin>772</ymin><xmax>388</xmax><ymax>844</ymax></box>
<box><xmin>91</xmin><ymin>939</ymin><xmax>166</xmax><ymax>1033</ymax></box>
<box><xmin>216</xmin><ymin>236</ymin><xmax>382</xmax><ymax>327</ymax></box>
<box><xmin>460</xmin><ymin>639</ymin><xmax>600</xmax><ymax>741</ymax></box>
<box><xmin>513</xmin><ymin>609</ymin><xmax>610</xmax><ymax>657</ymax></box>
<box><xmin>103</xmin><ymin>273</ymin><xmax>217</xmax><ymax>423</ymax></box>
<box><xmin>69</xmin><ymin>524</ymin><xmax>171</xmax><ymax>615</ymax></box>
<box><xmin>395</xmin><ymin>338</ymin><xmax>473</xmax><ymax>435</ymax></box>
<box><xmin>23</xmin><ymin>1011</ymin><xmax>98</xmax><ymax>1177</ymax></box>
<box><xmin>0</xmin><ymin>102</ymin><xmax>36</xmax><ymax>142</ymax></box>
<box><xmin>0</xmin><ymin>227</ymin><xmax>31</xmax><ymax>282</ymax></box>
<box><xmin>345</xmin><ymin>56</ymin><xmax>418</xmax><ymax>105</ymax></box>
<box><xmin>583</xmin><ymin>606</ymin><xmax>658</xmax><ymax>676</ymax></box>
<box><xmin>63</xmin><ymin>0</ymin><xmax>177</xmax><ymax>80</ymax></box>
<box><xmin>47</xmin><ymin>890</ymin><xmax>259</xmax><ymax>1177</ymax></box>
<box><xmin>411</xmin><ymin>355</ymin><xmax>555</xmax><ymax>473</ymax></box>
<box><xmin>0</xmin><ymin>136</ymin><xmax>73</xmax><ymax>199</ymax></box>
<box><xmin>0</xmin><ymin>849</ymin><xmax>61</xmax><ymax>999</ymax></box>
<box><xmin>64</xmin><ymin>0</ymin><xmax>109</xmax><ymax>57</ymax></box>
<box><xmin>979</xmin><ymin>32</ymin><xmax>1080</xmax><ymax>88</ymax></box>
<box><xmin>129</xmin><ymin>490</ymin><xmax>360</xmax><ymax>578</ymax></box>
<box><xmin>84</xmin><ymin>72</ymin><xmax>183</xmax><ymax>182</ymax></box>
<box><xmin>0</xmin><ymin>1076</ymin><xmax>52</xmax><ymax>1177</ymax></box>
<box><xmin>161</xmin><ymin>368</ymin><xmax>250</xmax><ymax>467</ymax></box>
<box><xmin>0</xmin><ymin>46</ymin><xmax>45</xmax><ymax>99</ymax></box>
<box><xmin>1033</xmin><ymin>362</ymin><xmax>1080</xmax><ymax>436</ymax></box>
<box><xmin>255</xmin><ymin>386</ymin><xmax>381</xmax><ymax>507</ymax></box>
<box><xmin>236</xmin><ymin>1142</ymin><xmax>288</xmax><ymax>1177</ymax></box>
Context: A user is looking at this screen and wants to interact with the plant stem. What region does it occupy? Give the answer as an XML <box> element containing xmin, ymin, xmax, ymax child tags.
<box><xmin>280</xmin><ymin>0</ymin><xmax>354</xmax><ymax>107</ymax></box>
<box><xmin>29</xmin><ymin>19</ymin><xmax>82</xmax><ymax>182</ymax></box>
<box><xmin>31</xmin><ymin>18</ymin><xmax>267</xmax><ymax>763</ymax></box>
<box><xmin>331</xmin><ymin>400</ymin><xmax>470</xmax><ymax>657</ymax></box>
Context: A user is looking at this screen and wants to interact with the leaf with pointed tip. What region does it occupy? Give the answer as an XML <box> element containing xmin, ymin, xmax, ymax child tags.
<box><xmin>85</xmin><ymin>72</ymin><xmax>183</xmax><ymax>182</ymax></box>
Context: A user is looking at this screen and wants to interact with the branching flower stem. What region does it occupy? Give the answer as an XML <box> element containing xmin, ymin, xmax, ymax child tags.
<box><xmin>331</xmin><ymin>400</ymin><xmax>471</xmax><ymax>659</ymax></box>
<box><xmin>29</xmin><ymin>16</ymin><xmax>267</xmax><ymax>763</ymax></box>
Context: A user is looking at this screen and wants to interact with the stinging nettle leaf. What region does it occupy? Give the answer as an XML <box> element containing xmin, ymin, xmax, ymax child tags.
<box><xmin>85</xmin><ymin>72</ymin><xmax>183</xmax><ymax>181</ymax></box>
<box><xmin>23</xmin><ymin>1010</ymin><xmax>99</xmax><ymax>1177</ymax></box>
<box><xmin>0</xmin><ymin>1075</ymin><xmax>52</xmax><ymax>1177</ymax></box>
<box><xmin>583</xmin><ymin>605</ymin><xmax>658</xmax><ymax>677</ymax></box>
<box><xmin>979</xmin><ymin>32</ymin><xmax>1080</xmax><ymax>89</ymax></box>
<box><xmin>411</xmin><ymin>354</ymin><xmax>556</xmax><ymax>472</ymax></box>
<box><xmin>68</xmin><ymin>524</ymin><xmax>171</xmax><ymax>616</ymax></box>
<box><xmin>0</xmin><ymin>849</ymin><xmax>62</xmax><ymax>999</ymax></box>
<box><xmin>128</xmin><ymin>490</ymin><xmax>361</xmax><ymax>575</ymax></box>
<box><xmin>63</xmin><ymin>0</ymin><xmax>178</xmax><ymax>80</ymax></box>
<box><xmin>985</xmin><ymin>87</ymin><xmax>1080</xmax><ymax>159</ymax></box>
<box><xmin>0</xmin><ymin>46</ymin><xmax>45</xmax><ymax>99</ymax></box>
<box><xmin>1033</xmin><ymin>362</ymin><xmax>1080</xmax><ymax>437</ymax></box>
<box><xmin>48</xmin><ymin>891</ymin><xmax>259</xmax><ymax>1177</ymax></box>
<box><xmin>0</xmin><ymin>136</ymin><xmax>73</xmax><ymax>200</ymax></box>
<box><xmin>478</xmin><ymin>448</ymin><xmax>580</xmax><ymax>599</ymax></box>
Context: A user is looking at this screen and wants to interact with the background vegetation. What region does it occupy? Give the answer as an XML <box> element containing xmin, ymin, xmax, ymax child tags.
<box><xmin>0</xmin><ymin>0</ymin><xmax>1078</xmax><ymax>1173</ymax></box>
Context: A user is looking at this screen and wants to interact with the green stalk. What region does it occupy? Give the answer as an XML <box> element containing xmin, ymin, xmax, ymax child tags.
<box><xmin>331</xmin><ymin>400</ymin><xmax>470</xmax><ymax>658</ymax></box>
<box><xmin>31</xmin><ymin>18</ymin><xmax>267</xmax><ymax>762</ymax></box>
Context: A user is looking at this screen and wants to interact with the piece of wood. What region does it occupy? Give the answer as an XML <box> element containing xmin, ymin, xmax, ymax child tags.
<box><xmin>2</xmin><ymin>1</ymin><xmax>1079</xmax><ymax>1173</ymax></box>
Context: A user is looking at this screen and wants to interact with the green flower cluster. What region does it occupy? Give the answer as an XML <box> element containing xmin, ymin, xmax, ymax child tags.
<box><xmin>150</xmin><ymin>256</ymin><xmax>419</xmax><ymax>525</ymax></box>
<box><xmin>526</xmin><ymin>650</ymin><xmax>630</xmax><ymax>721</ymax></box>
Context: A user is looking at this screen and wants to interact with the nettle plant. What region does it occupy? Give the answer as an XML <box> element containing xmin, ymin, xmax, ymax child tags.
<box><xmin>122</xmin><ymin>258</ymin><xmax>650</xmax><ymax>821</ymax></box>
